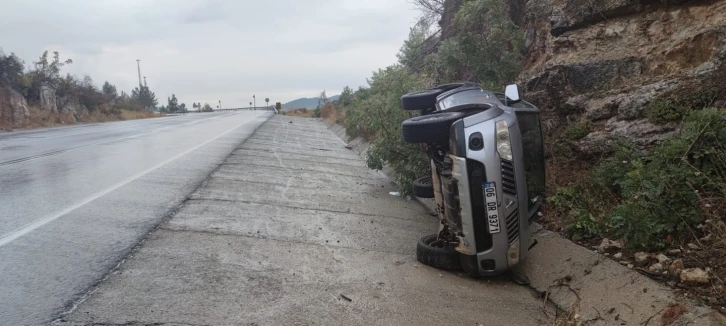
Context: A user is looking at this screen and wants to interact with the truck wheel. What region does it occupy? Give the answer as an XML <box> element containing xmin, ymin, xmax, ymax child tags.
<box><xmin>400</xmin><ymin>83</ymin><xmax>466</xmax><ymax>111</ymax></box>
<box><xmin>412</xmin><ymin>176</ymin><xmax>434</xmax><ymax>198</ymax></box>
<box><xmin>402</xmin><ymin>112</ymin><xmax>463</xmax><ymax>144</ymax></box>
<box><xmin>416</xmin><ymin>234</ymin><xmax>461</xmax><ymax>270</ymax></box>
<box><xmin>401</xmin><ymin>89</ymin><xmax>443</xmax><ymax>111</ymax></box>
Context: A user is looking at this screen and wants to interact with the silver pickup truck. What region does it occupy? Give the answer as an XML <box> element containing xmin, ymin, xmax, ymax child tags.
<box><xmin>400</xmin><ymin>83</ymin><xmax>545</xmax><ymax>277</ymax></box>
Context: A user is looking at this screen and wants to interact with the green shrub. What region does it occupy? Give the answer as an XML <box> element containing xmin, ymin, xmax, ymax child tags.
<box><xmin>343</xmin><ymin>66</ymin><xmax>429</xmax><ymax>195</ymax></box>
<box><xmin>563</xmin><ymin>122</ymin><xmax>590</xmax><ymax>140</ymax></box>
<box><xmin>427</xmin><ymin>0</ymin><xmax>524</xmax><ymax>88</ymax></box>
<box><xmin>552</xmin><ymin>186</ymin><xmax>606</xmax><ymax>240</ymax></box>
<box><xmin>647</xmin><ymin>99</ymin><xmax>683</xmax><ymax>124</ymax></box>
<box><xmin>647</xmin><ymin>90</ymin><xmax>718</xmax><ymax>124</ymax></box>
<box><xmin>558</xmin><ymin>108</ymin><xmax>726</xmax><ymax>249</ymax></box>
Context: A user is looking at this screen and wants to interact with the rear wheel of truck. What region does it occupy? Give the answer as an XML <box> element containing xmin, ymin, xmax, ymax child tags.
<box><xmin>402</xmin><ymin>112</ymin><xmax>463</xmax><ymax>144</ymax></box>
<box><xmin>416</xmin><ymin>234</ymin><xmax>461</xmax><ymax>270</ymax></box>
<box><xmin>400</xmin><ymin>83</ymin><xmax>466</xmax><ymax>111</ymax></box>
<box><xmin>412</xmin><ymin>176</ymin><xmax>434</xmax><ymax>198</ymax></box>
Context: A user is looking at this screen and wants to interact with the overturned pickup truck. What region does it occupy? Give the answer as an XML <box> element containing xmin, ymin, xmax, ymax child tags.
<box><xmin>401</xmin><ymin>83</ymin><xmax>546</xmax><ymax>277</ymax></box>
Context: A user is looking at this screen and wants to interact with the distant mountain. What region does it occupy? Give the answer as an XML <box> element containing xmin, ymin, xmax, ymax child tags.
<box><xmin>281</xmin><ymin>95</ymin><xmax>340</xmax><ymax>110</ymax></box>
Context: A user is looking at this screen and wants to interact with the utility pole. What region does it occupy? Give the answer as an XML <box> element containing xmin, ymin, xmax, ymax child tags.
<box><xmin>219</xmin><ymin>100</ymin><xmax>221</xmax><ymax>111</ymax></box>
<box><xmin>136</xmin><ymin>59</ymin><xmax>142</xmax><ymax>89</ymax></box>
<box><xmin>143</xmin><ymin>76</ymin><xmax>147</xmax><ymax>88</ymax></box>
<box><xmin>253</xmin><ymin>95</ymin><xmax>256</xmax><ymax>109</ymax></box>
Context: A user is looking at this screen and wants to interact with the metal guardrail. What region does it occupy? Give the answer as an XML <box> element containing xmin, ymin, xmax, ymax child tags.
<box><xmin>215</xmin><ymin>107</ymin><xmax>275</xmax><ymax>112</ymax></box>
<box><xmin>167</xmin><ymin>107</ymin><xmax>277</xmax><ymax>115</ymax></box>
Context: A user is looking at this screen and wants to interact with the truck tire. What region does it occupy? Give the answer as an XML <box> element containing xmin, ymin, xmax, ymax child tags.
<box><xmin>402</xmin><ymin>112</ymin><xmax>463</xmax><ymax>144</ymax></box>
<box><xmin>400</xmin><ymin>83</ymin><xmax>466</xmax><ymax>111</ymax></box>
<box><xmin>416</xmin><ymin>234</ymin><xmax>461</xmax><ymax>270</ymax></box>
<box><xmin>412</xmin><ymin>176</ymin><xmax>434</xmax><ymax>198</ymax></box>
<box><xmin>401</xmin><ymin>89</ymin><xmax>444</xmax><ymax>111</ymax></box>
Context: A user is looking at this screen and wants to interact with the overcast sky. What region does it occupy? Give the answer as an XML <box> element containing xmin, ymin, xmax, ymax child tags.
<box><xmin>0</xmin><ymin>0</ymin><xmax>420</xmax><ymax>107</ymax></box>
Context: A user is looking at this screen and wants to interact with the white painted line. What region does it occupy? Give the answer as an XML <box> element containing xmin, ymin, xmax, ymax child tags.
<box><xmin>0</xmin><ymin>114</ymin><xmax>266</xmax><ymax>247</ymax></box>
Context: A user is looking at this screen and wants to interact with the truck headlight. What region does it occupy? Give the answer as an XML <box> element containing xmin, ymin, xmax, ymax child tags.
<box><xmin>496</xmin><ymin>120</ymin><xmax>513</xmax><ymax>161</ymax></box>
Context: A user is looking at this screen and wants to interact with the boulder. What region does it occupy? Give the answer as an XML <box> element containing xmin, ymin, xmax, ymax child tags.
<box><xmin>0</xmin><ymin>87</ymin><xmax>30</xmax><ymax>124</ymax></box>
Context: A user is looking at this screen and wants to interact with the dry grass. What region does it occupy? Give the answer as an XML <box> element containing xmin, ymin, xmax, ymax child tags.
<box><xmin>119</xmin><ymin>109</ymin><xmax>161</xmax><ymax>120</ymax></box>
<box><xmin>0</xmin><ymin>105</ymin><xmax>163</xmax><ymax>131</ymax></box>
<box><xmin>282</xmin><ymin>108</ymin><xmax>313</xmax><ymax>118</ymax></box>
<box><xmin>320</xmin><ymin>102</ymin><xmax>345</xmax><ymax>125</ymax></box>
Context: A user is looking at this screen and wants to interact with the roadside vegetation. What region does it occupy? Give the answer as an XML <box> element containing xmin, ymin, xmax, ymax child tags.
<box><xmin>0</xmin><ymin>49</ymin><xmax>190</xmax><ymax>129</ymax></box>
<box><xmin>553</xmin><ymin>108</ymin><xmax>726</xmax><ymax>250</ymax></box>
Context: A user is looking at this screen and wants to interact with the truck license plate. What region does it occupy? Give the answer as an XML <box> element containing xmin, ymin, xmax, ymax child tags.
<box><xmin>484</xmin><ymin>183</ymin><xmax>501</xmax><ymax>234</ymax></box>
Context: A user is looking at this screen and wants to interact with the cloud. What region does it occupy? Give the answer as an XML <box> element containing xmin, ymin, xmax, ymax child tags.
<box><xmin>0</xmin><ymin>0</ymin><xmax>420</xmax><ymax>106</ymax></box>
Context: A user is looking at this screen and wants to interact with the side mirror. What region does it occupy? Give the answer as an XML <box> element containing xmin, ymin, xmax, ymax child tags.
<box><xmin>505</xmin><ymin>84</ymin><xmax>521</xmax><ymax>104</ymax></box>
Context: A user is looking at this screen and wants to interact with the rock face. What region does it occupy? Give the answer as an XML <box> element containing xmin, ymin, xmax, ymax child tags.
<box><xmin>440</xmin><ymin>0</ymin><xmax>726</xmax><ymax>155</ymax></box>
<box><xmin>58</xmin><ymin>97</ymin><xmax>88</xmax><ymax>121</ymax></box>
<box><xmin>517</xmin><ymin>0</ymin><xmax>726</xmax><ymax>154</ymax></box>
<box><xmin>40</xmin><ymin>85</ymin><xmax>58</xmax><ymax>113</ymax></box>
<box><xmin>0</xmin><ymin>87</ymin><xmax>30</xmax><ymax>124</ymax></box>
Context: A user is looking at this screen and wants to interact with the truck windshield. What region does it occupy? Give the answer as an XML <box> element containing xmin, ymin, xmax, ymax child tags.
<box><xmin>516</xmin><ymin>111</ymin><xmax>546</xmax><ymax>215</ymax></box>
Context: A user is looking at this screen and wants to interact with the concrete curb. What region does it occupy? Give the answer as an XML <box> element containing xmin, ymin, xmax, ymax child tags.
<box><xmin>321</xmin><ymin>118</ymin><xmax>724</xmax><ymax>326</ymax></box>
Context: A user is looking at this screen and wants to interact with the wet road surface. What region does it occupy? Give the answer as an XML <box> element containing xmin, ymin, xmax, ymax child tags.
<box><xmin>0</xmin><ymin>111</ymin><xmax>272</xmax><ymax>325</ymax></box>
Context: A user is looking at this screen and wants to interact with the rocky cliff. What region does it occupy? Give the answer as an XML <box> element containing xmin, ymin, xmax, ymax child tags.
<box><xmin>442</xmin><ymin>0</ymin><xmax>726</xmax><ymax>155</ymax></box>
<box><xmin>0</xmin><ymin>87</ymin><xmax>30</xmax><ymax>125</ymax></box>
<box><xmin>0</xmin><ymin>84</ymin><xmax>90</xmax><ymax>127</ymax></box>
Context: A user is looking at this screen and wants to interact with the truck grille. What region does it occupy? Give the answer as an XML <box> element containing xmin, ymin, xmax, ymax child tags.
<box><xmin>506</xmin><ymin>208</ymin><xmax>519</xmax><ymax>244</ymax></box>
<box><xmin>467</xmin><ymin>159</ymin><xmax>492</xmax><ymax>252</ymax></box>
<box><xmin>501</xmin><ymin>160</ymin><xmax>516</xmax><ymax>196</ymax></box>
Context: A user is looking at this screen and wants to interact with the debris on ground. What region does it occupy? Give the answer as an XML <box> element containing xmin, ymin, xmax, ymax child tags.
<box><xmin>634</xmin><ymin>252</ymin><xmax>649</xmax><ymax>265</ymax></box>
<box><xmin>661</xmin><ymin>304</ymin><xmax>687</xmax><ymax>326</ymax></box>
<box><xmin>680</xmin><ymin>268</ymin><xmax>710</xmax><ymax>285</ymax></box>
<box><xmin>340</xmin><ymin>294</ymin><xmax>352</xmax><ymax>302</ymax></box>
<box><xmin>656</xmin><ymin>254</ymin><xmax>671</xmax><ymax>265</ymax></box>
<box><xmin>596</xmin><ymin>238</ymin><xmax>623</xmax><ymax>253</ymax></box>
<box><xmin>345</xmin><ymin>144</ymin><xmax>353</xmax><ymax>149</ymax></box>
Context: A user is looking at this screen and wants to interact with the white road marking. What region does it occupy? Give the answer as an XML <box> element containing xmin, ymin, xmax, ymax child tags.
<box><xmin>0</xmin><ymin>113</ymin><xmax>267</xmax><ymax>247</ymax></box>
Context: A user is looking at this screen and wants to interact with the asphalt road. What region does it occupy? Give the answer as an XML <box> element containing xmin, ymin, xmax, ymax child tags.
<box><xmin>0</xmin><ymin>111</ymin><xmax>273</xmax><ymax>325</ymax></box>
